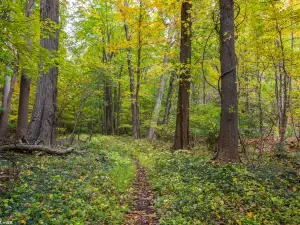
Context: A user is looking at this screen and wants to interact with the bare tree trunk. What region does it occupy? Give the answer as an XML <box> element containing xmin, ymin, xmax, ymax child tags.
<box><xmin>16</xmin><ymin>0</ymin><xmax>35</xmax><ymax>140</ymax></box>
<box><xmin>27</xmin><ymin>0</ymin><xmax>59</xmax><ymax>146</ymax></box>
<box><xmin>162</xmin><ymin>72</ymin><xmax>176</xmax><ymax>125</ymax></box>
<box><xmin>148</xmin><ymin>55</ymin><xmax>168</xmax><ymax>140</ymax></box>
<box><xmin>216</xmin><ymin>0</ymin><xmax>240</xmax><ymax>163</ymax></box>
<box><xmin>134</xmin><ymin>0</ymin><xmax>143</xmax><ymax>139</ymax></box>
<box><xmin>279</xmin><ymin>67</ymin><xmax>288</xmax><ymax>151</ymax></box>
<box><xmin>114</xmin><ymin>65</ymin><xmax>123</xmax><ymax>135</ymax></box>
<box><xmin>275</xmin><ymin>67</ymin><xmax>280</xmax><ymax>137</ymax></box>
<box><xmin>203</xmin><ymin>77</ymin><xmax>206</xmax><ymax>105</ymax></box>
<box><xmin>16</xmin><ymin>75</ymin><xmax>31</xmax><ymax>139</ymax></box>
<box><xmin>275</xmin><ymin>19</ymin><xmax>289</xmax><ymax>153</ymax></box>
<box><xmin>173</xmin><ymin>1</ymin><xmax>192</xmax><ymax>150</ymax></box>
<box><xmin>123</xmin><ymin>0</ymin><xmax>140</xmax><ymax>139</ymax></box>
<box><xmin>70</xmin><ymin>94</ymin><xmax>88</xmax><ymax>145</ymax></box>
<box><xmin>103</xmin><ymin>77</ymin><xmax>114</xmax><ymax>135</ymax></box>
<box><xmin>0</xmin><ymin>65</ymin><xmax>18</xmax><ymax>140</ymax></box>
<box><xmin>256</xmin><ymin>69</ymin><xmax>264</xmax><ymax>151</ymax></box>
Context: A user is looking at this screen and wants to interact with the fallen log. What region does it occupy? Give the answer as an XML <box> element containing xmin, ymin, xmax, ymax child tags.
<box><xmin>0</xmin><ymin>144</ymin><xmax>86</xmax><ymax>156</ymax></box>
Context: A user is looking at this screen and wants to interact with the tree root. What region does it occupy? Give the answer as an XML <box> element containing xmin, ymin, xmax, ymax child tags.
<box><xmin>0</xmin><ymin>144</ymin><xmax>86</xmax><ymax>156</ymax></box>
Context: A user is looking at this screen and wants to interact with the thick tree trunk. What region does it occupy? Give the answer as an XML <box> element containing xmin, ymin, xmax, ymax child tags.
<box><xmin>16</xmin><ymin>75</ymin><xmax>31</xmax><ymax>139</ymax></box>
<box><xmin>216</xmin><ymin>0</ymin><xmax>240</xmax><ymax>162</ymax></box>
<box><xmin>173</xmin><ymin>2</ymin><xmax>192</xmax><ymax>150</ymax></box>
<box><xmin>16</xmin><ymin>0</ymin><xmax>34</xmax><ymax>139</ymax></box>
<box><xmin>103</xmin><ymin>78</ymin><xmax>114</xmax><ymax>135</ymax></box>
<box><xmin>148</xmin><ymin>55</ymin><xmax>168</xmax><ymax>140</ymax></box>
<box><xmin>27</xmin><ymin>0</ymin><xmax>59</xmax><ymax>146</ymax></box>
<box><xmin>0</xmin><ymin>66</ymin><xmax>18</xmax><ymax>140</ymax></box>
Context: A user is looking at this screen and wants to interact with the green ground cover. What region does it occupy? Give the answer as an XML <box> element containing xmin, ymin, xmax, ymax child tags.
<box><xmin>1</xmin><ymin>136</ymin><xmax>299</xmax><ymax>225</ymax></box>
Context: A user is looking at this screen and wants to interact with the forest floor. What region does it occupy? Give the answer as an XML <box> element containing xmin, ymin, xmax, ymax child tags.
<box><xmin>0</xmin><ymin>135</ymin><xmax>299</xmax><ymax>224</ymax></box>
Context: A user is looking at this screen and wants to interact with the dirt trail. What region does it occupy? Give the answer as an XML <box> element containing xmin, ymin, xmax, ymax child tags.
<box><xmin>125</xmin><ymin>160</ymin><xmax>158</xmax><ymax>225</ymax></box>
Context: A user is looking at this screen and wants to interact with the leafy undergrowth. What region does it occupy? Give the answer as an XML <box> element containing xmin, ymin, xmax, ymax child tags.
<box><xmin>0</xmin><ymin>136</ymin><xmax>135</xmax><ymax>225</ymax></box>
<box><xmin>125</xmin><ymin>139</ymin><xmax>300</xmax><ymax>225</ymax></box>
<box><xmin>1</xmin><ymin>136</ymin><xmax>299</xmax><ymax>225</ymax></box>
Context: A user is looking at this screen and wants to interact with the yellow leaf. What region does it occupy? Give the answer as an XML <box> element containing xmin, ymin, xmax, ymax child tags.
<box><xmin>247</xmin><ymin>212</ymin><xmax>254</xmax><ymax>218</ymax></box>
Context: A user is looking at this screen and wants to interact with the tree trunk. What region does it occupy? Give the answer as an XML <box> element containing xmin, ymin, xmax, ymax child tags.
<box><xmin>216</xmin><ymin>0</ymin><xmax>240</xmax><ymax>163</ymax></box>
<box><xmin>114</xmin><ymin>65</ymin><xmax>123</xmax><ymax>135</ymax></box>
<box><xmin>134</xmin><ymin>0</ymin><xmax>143</xmax><ymax>139</ymax></box>
<box><xmin>275</xmin><ymin>20</ymin><xmax>290</xmax><ymax>153</ymax></box>
<box><xmin>103</xmin><ymin>77</ymin><xmax>114</xmax><ymax>135</ymax></box>
<box><xmin>16</xmin><ymin>0</ymin><xmax>35</xmax><ymax>140</ymax></box>
<box><xmin>148</xmin><ymin>55</ymin><xmax>168</xmax><ymax>140</ymax></box>
<box><xmin>162</xmin><ymin>72</ymin><xmax>176</xmax><ymax>125</ymax></box>
<box><xmin>279</xmin><ymin>66</ymin><xmax>288</xmax><ymax>151</ymax></box>
<box><xmin>27</xmin><ymin>0</ymin><xmax>59</xmax><ymax>146</ymax></box>
<box><xmin>0</xmin><ymin>65</ymin><xmax>18</xmax><ymax>140</ymax></box>
<box><xmin>173</xmin><ymin>1</ymin><xmax>192</xmax><ymax>150</ymax></box>
<box><xmin>123</xmin><ymin>0</ymin><xmax>140</xmax><ymax>139</ymax></box>
<box><xmin>16</xmin><ymin>75</ymin><xmax>31</xmax><ymax>139</ymax></box>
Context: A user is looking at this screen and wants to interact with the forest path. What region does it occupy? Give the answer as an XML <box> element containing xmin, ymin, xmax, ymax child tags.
<box><xmin>125</xmin><ymin>159</ymin><xmax>158</xmax><ymax>225</ymax></box>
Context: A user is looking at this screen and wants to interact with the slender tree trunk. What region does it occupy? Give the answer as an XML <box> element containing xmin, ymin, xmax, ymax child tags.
<box><xmin>70</xmin><ymin>93</ymin><xmax>88</xmax><ymax>145</ymax></box>
<box><xmin>275</xmin><ymin>66</ymin><xmax>280</xmax><ymax>137</ymax></box>
<box><xmin>123</xmin><ymin>0</ymin><xmax>140</xmax><ymax>139</ymax></box>
<box><xmin>173</xmin><ymin>1</ymin><xmax>192</xmax><ymax>150</ymax></box>
<box><xmin>203</xmin><ymin>77</ymin><xmax>206</xmax><ymax>104</ymax></box>
<box><xmin>148</xmin><ymin>55</ymin><xmax>168</xmax><ymax>140</ymax></box>
<box><xmin>27</xmin><ymin>0</ymin><xmax>59</xmax><ymax>146</ymax></box>
<box><xmin>279</xmin><ymin>67</ymin><xmax>288</xmax><ymax>151</ymax></box>
<box><xmin>257</xmin><ymin>69</ymin><xmax>264</xmax><ymax>143</ymax></box>
<box><xmin>216</xmin><ymin>0</ymin><xmax>240</xmax><ymax>162</ymax></box>
<box><xmin>134</xmin><ymin>0</ymin><xmax>143</xmax><ymax>139</ymax></box>
<box><xmin>275</xmin><ymin>20</ymin><xmax>289</xmax><ymax>152</ymax></box>
<box><xmin>114</xmin><ymin>65</ymin><xmax>123</xmax><ymax>135</ymax></box>
<box><xmin>162</xmin><ymin>72</ymin><xmax>176</xmax><ymax>125</ymax></box>
<box><xmin>16</xmin><ymin>0</ymin><xmax>35</xmax><ymax>139</ymax></box>
<box><xmin>126</xmin><ymin>48</ymin><xmax>138</xmax><ymax>138</ymax></box>
<box><xmin>0</xmin><ymin>64</ymin><xmax>18</xmax><ymax>140</ymax></box>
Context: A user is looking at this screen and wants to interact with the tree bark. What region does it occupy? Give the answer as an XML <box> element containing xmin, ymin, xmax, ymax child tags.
<box><xmin>16</xmin><ymin>0</ymin><xmax>35</xmax><ymax>140</ymax></box>
<box><xmin>173</xmin><ymin>1</ymin><xmax>192</xmax><ymax>150</ymax></box>
<box><xmin>16</xmin><ymin>75</ymin><xmax>31</xmax><ymax>139</ymax></box>
<box><xmin>216</xmin><ymin>0</ymin><xmax>240</xmax><ymax>163</ymax></box>
<box><xmin>27</xmin><ymin>0</ymin><xmax>59</xmax><ymax>146</ymax></box>
<box><xmin>103</xmin><ymin>77</ymin><xmax>115</xmax><ymax>135</ymax></box>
